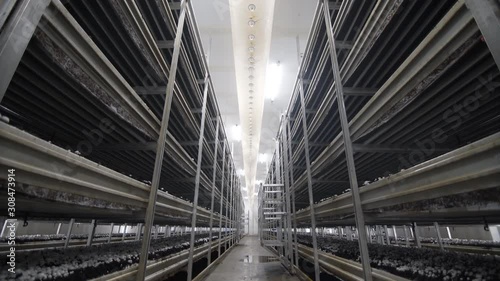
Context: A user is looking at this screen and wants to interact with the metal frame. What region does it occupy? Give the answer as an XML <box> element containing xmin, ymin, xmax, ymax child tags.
<box><xmin>136</xmin><ymin>1</ymin><xmax>187</xmax><ymax>279</ymax></box>
<box><xmin>187</xmin><ymin>69</ymin><xmax>210</xmax><ymax>281</ymax></box>
<box><xmin>322</xmin><ymin>0</ymin><xmax>372</xmax><ymax>279</ymax></box>
<box><xmin>465</xmin><ymin>0</ymin><xmax>500</xmax><ymax>70</ymax></box>
<box><xmin>64</xmin><ymin>218</ymin><xmax>74</xmax><ymax>249</ymax></box>
<box><xmin>0</xmin><ymin>0</ymin><xmax>50</xmax><ymax>102</ymax></box>
<box><xmin>217</xmin><ymin>143</ymin><xmax>227</xmax><ymax>256</ymax></box>
<box><xmin>298</xmin><ymin>74</ymin><xmax>320</xmax><ymax>281</ymax></box>
<box><xmin>206</xmin><ymin>117</ymin><xmax>220</xmax><ymax>264</ymax></box>
<box><xmin>282</xmin><ymin>115</ymin><xmax>295</xmax><ymax>271</ymax></box>
<box><xmin>287</xmin><ymin>117</ymin><xmax>300</xmax><ymax>269</ymax></box>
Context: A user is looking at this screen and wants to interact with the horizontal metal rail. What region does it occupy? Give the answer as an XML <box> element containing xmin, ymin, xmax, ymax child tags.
<box><xmin>296</xmin><ymin>132</ymin><xmax>500</xmax><ymax>221</ymax></box>
<box><xmin>92</xmin><ymin>235</ymin><xmax>233</xmax><ymax>281</ymax></box>
<box><xmin>297</xmin><ymin>243</ymin><xmax>408</xmax><ymax>281</ymax></box>
<box><xmin>0</xmin><ymin>122</ymin><xmax>227</xmax><ymax>223</ymax></box>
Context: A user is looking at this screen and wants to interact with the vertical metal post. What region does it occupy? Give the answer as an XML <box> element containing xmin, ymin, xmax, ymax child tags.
<box><xmin>136</xmin><ymin>223</ymin><xmax>142</xmax><ymax>241</ymax></box>
<box><xmin>137</xmin><ymin>1</ymin><xmax>187</xmax><ymax>280</ymax></box>
<box><xmin>217</xmin><ymin>143</ymin><xmax>227</xmax><ymax>256</ymax></box>
<box><xmin>282</xmin><ymin>117</ymin><xmax>294</xmax><ymax>271</ymax></box>
<box><xmin>403</xmin><ymin>225</ymin><xmax>410</xmax><ymax>247</ymax></box>
<box><xmin>108</xmin><ymin>223</ymin><xmax>114</xmax><ymax>243</ymax></box>
<box><xmin>56</xmin><ymin>223</ymin><xmax>62</xmax><ymax>235</ymax></box>
<box><xmin>154</xmin><ymin>225</ymin><xmax>159</xmax><ymax>239</ymax></box>
<box><xmin>286</xmin><ymin>117</ymin><xmax>300</xmax><ymax>269</ymax></box>
<box><xmin>64</xmin><ymin>218</ymin><xmax>75</xmax><ymax>249</ymax></box>
<box><xmin>206</xmin><ymin>118</ymin><xmax>220</xmax><ymax>264</ymax></box>
<box><xmin>374</xmin><ymin>226</ymin><xmax>379</xmax><ymax>244</ymax></box>
<box><xmin>414</xmin><ymin>223</ymin><xmax>421</xmax><ymax>248</ymax></box>
<box><xmin>366</xmin><ymin>226</ymin><xmax>371</xmax><ymax>244</ymax></box>
<box><xmin>322</xmin><ymin>0</ymin><xmax>372</xmax><ymax>279</ymax></box>
<box><xmin>236</xmin><ymin>182</ymin><xmax>240</xmax><ymax>243</ymax></box>
<box><xmin>0</xmin><ymin>0</ymin><xmax>50</xmax><ymax>102</ymax></box>
<box><xmin>86</xmin><ymin>219</ymin><xmax>96</xmax><ymax>247</ymax></box>
<box><xmin>298</xmin><ymin>75</ymin><xmax>320</xmax><ymax>281</ymax></box>
<box><xmin>274</xmin><ymin>137</ymin><xmax>284</xmax><ymax>259</ymax></box>
<box><xmin>379</xmin><ymin>226</ymin><xmax>385</xmax><ymax>245</ymax></box>
<box><xmin>187</xmin><ymin>73</ymin><xmax>210</xmax><ymax>281</ymax></box>
<box><xmin>392</xmin><ymin>225</ymin><xmax>398</xmax><ymax>245</ymax></box>
<box><xmin>434</xmin><ymin>222</ymin><xmax>444</xmax><ymax>250</ymax></box>
<box><xmin>229</xmin><ymin>169</ymin><xmax>234</xmax><ymax>248</ymax></box>
<box><xmin>224</xmin><ymin>163</ymin><xmax>232</xmax><ymax>250</ymax></box>
<box><xmin>465</xmin><ymin>0</ymin><xmax>500</xmax><ymax>70</ymax></box>
<box><xmin>122</xmin><ymin>224</ymin><xmax>127</xmax><ymax>241</ymax></box>
<box><xmin>384</xmin><ymin>225</ymin><xmax>390</xmax><ymax>245</ymax></box>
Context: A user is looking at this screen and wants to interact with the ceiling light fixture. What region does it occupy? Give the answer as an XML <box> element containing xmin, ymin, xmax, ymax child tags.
<box><xmin>248</xmin><ymin>19</ymin><xmax>256</xmax><ymax>27</ymax></box>
<box><xmin>248</xmin><ymin>57</ymin><xmax>255</xmax><ymax>63</ymax></box>
<box><xmin>248</xmin><ymin>34</ymin><xmax>255</xmax><ymax>41</ymax></box>
<box><xmin>230</xmin><ymin>125</ymin><xmax>242</xmax><ymax>142</ymax></box>
<box><xmin>248</xmin><ymin>4</ymin><xmax>256</xmax><ymax>12</ymax></box>
<box><xmin>258</xmin><ymin>153</ymin><xmax>268</xmax><ymax>163</ymax></box>
<box><xmin>248</xmin><ymin>46</ymin><xmax>255</xmax><ymax>52</ymax></box>
<box><xmin>265</xmin><ymin>61</ymin><xmax>282</xmax><ymax>101</ymax></box>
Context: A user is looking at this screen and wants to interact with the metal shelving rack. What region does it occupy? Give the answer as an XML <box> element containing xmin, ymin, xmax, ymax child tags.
<box><xmin>262</xmin><ymin>0</ymin><xmax>500</xmax><ymax>280</ymax></box>
<box><xmin>0</xmin><ymin>0</ymin><xmax>243</xmax><ymax>280</ymax></box>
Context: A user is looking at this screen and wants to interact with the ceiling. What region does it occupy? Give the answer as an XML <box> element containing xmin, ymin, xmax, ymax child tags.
<box><xmin>192</xmin><ymin>0</ymin><xmax>315</xmax><ymax>209</ymax></box>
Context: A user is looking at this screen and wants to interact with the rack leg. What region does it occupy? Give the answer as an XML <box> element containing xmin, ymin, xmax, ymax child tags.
<box><xmin>64</xmin><ymin>218</ymin><xmax>75</xmax><ymax>249</ymax></box>
<box><xmin>414</xmin><ymin>223</ymin><xmax>421</xmax><ymax>248</ymax></box>
<box><xmin>434</xmin><ymin>222</ymin><xmax>444</xmax><ymax>250</ymax></box>
<box><xmin>86</xmin><ymin>219</ymin><xmax>96</xmax><ymax>247</ymax></box>
<box><xmin>108</xmin><ymin>223</ymin><xmax>114</xmax><ymax>243</ymax></box>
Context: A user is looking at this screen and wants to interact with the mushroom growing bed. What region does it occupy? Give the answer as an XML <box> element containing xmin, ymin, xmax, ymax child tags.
<box><xmin>297</xmin><ymin>235</ymin><xmax>500</xmax><ymax>281</ymax></box>
<box><xmin>0</xmin><ymin>234</ymin><xmax>220</xmax><ymax>281</ymax></box>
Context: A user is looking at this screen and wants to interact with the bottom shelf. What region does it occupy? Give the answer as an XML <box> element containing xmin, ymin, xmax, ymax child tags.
<box><xmin>0</xmin><ymin>234</ymin><xmax>233</xmax><ymax>281</ymax></box>
<box><xmin>297</xmin><ymin>235</ymin><xmax>500</xmax><ymax>281</ymax></box>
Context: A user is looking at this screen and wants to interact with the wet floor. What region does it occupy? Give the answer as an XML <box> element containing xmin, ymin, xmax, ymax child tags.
<box><xmin>203</xmin><ymin>236</ymin><xmax>300</xmax><ymax>281</ymax></box>
<box><xmin>240</xmin><ymin>255</ymin><xmax>280</xmax><ymax>263</ymax></box>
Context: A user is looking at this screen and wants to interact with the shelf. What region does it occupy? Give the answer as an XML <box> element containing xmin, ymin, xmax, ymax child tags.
<box><xmin>0</xmin><ymin>122</ymin><xmax>226</xmax><ymax>225</ymax></box>
<box><xmin>295</xmin><ymin>132</ymin><xmax>500</xmax><ymax>224</ymax></box>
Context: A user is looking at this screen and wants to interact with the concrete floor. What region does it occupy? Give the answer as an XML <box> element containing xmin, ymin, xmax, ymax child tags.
<box><xmin>203</xmin><ymin>236</ymin><xmax>300</xmax><ymax>281</ymax></box>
